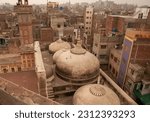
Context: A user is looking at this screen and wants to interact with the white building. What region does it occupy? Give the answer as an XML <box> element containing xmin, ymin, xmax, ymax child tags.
<box><xmin>133</xmin><ymin>6</ymin><xmax>150</xmax><ymax>19</ymax></box>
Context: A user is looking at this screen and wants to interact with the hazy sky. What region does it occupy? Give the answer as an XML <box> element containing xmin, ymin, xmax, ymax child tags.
<box><xmin>0</xmin><ymin>0</ymin><xmax>150</xmax><ymax>6</ymax></box>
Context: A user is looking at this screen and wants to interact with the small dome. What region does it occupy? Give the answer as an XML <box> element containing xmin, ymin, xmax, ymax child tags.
<box><xmin>53</xmin><ymin>49</ymin><xmax>68</xmax><ymax>64</ymax></box>
<box><xmin>73</xmin><ymin>84</ymin><xmax>120</xmax><ymax>105</ymax></box>
<box><xmin>49</xmin><ymin>38</ymin><xmax>71</xmax><ymax>54</ymax></box>
<box><xmin>55</xmin><ymin>41</ymin><xmax>99</xmax><ymax>84</ymax></box>
<box><xmin>44</xmin><ymin>63</ymin><xmax>53</xmax><ymax>78</ymax></box>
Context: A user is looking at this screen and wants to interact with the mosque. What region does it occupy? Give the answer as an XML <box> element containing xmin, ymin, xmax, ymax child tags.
<box><xmin>0</xmin><ymin>0</ymin><xmax>137</xmax><ymax>105</ymax></box>
<box><xmin>35</xmin><ymin>30</ymin><xmax>137</xmax><ymax>105</ymax></box>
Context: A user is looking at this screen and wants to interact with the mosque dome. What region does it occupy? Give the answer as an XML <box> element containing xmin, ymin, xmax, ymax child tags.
<box><xmin>44</xmin><ymin>63</ymin><xmax>53</xmax><ymax>78</ymax></box>
<box><xmin>49</xmin><ymin>38</ymin><xmax>71</xmax><ymax>54</ymax></box>
<box><xmin>53</xmin><ymin>49</ymin><xmax>68</xmax><ymax>64</ymax></box>
<box><xmin>73</xmin><ymin>84</ymin><xmax>120</xmax><ymax>105</ymax></box>
<box><xmin>55</xmin><ymin>40</ymin><xmax>100</xmax><ymax>85</ymax></box>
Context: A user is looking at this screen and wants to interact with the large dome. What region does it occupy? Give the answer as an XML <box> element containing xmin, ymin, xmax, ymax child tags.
<box><xmin>53</xmin><ymin>49</ymin><xmax>68</xmax><ymax>64</ymax></box>
<box><xmin>55</xmin><ymin>41</ymin><xmax>100</xmax><ymax>85</ymax></box>
<box><xmin>73</xmin><ymin>84</ymin><xmax>120</xmax><ymax>105</ymax></box>
<box><xmin>49</xmin><ymin>38</ymin><xmax>71</xmax><ymax>54</ymax></box>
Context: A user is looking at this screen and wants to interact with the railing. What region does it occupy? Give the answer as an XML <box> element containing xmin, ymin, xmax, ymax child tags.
<box><xmin>100</xmin><ymin>69</ymin><xmax>137</xmax><ymax>105</ymax></box>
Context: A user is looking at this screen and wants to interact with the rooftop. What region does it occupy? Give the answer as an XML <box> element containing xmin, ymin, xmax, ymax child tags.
<box><xmin>0</xmin><ymin>76</ymin><xmax>59</xmax><ymax>105</ymax></box>
<box><xmin>125</xmin><ymin>29</ymin><xmax>150</xmax><ymax>41</ymax></box>
<box><xmin>130</xmin><ymin>63</ymin><xmax>145</xmax><ymax>72</ymax></box>
<box><xmin>0</xmin><ymin>71</ymin><xmax>38</xmax><ymax>93</ymax></box>
<box><xmin>108</xmin><ymin>15</ymin><xmax>133</xmax><ymax>19</ymax></box>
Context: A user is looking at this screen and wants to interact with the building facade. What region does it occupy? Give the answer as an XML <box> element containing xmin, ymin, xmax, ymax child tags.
<box><xmin>84</xmin><ymin>6</ymin><xmax>94</xmax><ymax>36</ymax></box>
<box><xmin>92</xmin><ymin>32</ymin><xmax>123</xmax><ymax>68</ymax></box>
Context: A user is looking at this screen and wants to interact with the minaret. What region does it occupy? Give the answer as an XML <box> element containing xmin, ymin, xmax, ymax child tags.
<box><xmin>14</xmin><ymin>0</ymin><xmax>35</xmax><ymax>71</ymax></box>
<box><xmin>17</xmin><ymin>0</ymin><xmax>22</xmax><ymax>5</ymax></box>
<box><xmin>14</xmin><ymin>0</ymin><xmax>33</xmax><ymax>45</ymax></box>
<box><xmin>24</xmin><ymin>0</ymin><xmax>28</xmax><ymax>5</ymax></box>
<box><xmin>69</xmin><ymin>0</ymin><xmax>71</xmax><ymax>7</ymax></box>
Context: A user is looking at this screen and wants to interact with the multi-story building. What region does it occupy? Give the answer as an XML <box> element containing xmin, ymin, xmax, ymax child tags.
<box><xmin>92</xmin><ymin>32</ymin><xmax>123</xmax><ymax>69</ymax></box>
<box><xmin>133</xmin><ymin>6</ymin><xmax>150</xmax><ymax>19</ymax></box>
<box><xmin>108</xmin><ymin>47</ymin><xmax>150</xmax><ymax>104</ymax></box>
<box><xmin>117</xmin><ymin>29</ymin><xmax>150</xmax><ymax>87</ymax></box>
<box><xmin>124</xmin><ymin>63</ymin><xmax>145</xmax><ymax>96</ymax></box>
<box><xmin>107</xmin><ymin>26</ymin><xmax>150</xmax><ymax>104</ymax></box>
<box><xmin>47</xmin><ymin>1</ymin><xmax>59</xmax><ymax>15</ymax></box>
<box><xmin>108</xmin><ymin>48</ymin><xmax>122</xmax><ymax>78</ymax></box>
<box><xmin>82</xmin><ymin>6</ymin><xmax>94</xmax><ymax>51</ymax></box>
<box><xmin>84</xmin><ymin>6</ymin><xmax>93</xmax><ymax>36</ymax></box>
<box><xmin>106</xmin><ymin>15</ymin><xmax>136</xmax><ymax>35</ymax></box>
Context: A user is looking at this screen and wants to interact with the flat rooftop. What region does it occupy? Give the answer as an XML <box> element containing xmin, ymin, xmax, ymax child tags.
<box><xmin>0</xmin><ymin>71</ymin><xmax>38</xmax><ymax>93</ymax></box>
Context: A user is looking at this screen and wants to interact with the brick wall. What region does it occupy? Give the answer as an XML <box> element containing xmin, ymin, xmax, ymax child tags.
<box><xmin>40</xmin><ymin>28</ymin><xmax>53</xmax><ymax>43</ymax></box>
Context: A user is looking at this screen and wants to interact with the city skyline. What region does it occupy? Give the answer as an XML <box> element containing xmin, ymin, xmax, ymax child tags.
<box><xmin>0</xmin><ymin>0</ymin><xmax>150</xmax><ymax>6</ymax></box>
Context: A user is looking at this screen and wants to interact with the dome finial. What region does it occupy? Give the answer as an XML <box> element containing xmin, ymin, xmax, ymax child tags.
<box><xmin>58</xmin><ymin>28</ymin><xmax>63</xmax><ymax>39</ymax></box>
<box><xmin>76</xmin><ymin>29</ymin><xmax>82</xmax><ymax>47</ymax></box>
<box><xmin>57</xmin><ymin>29</ymin><xmax>63</xmax><ymax>42</ymax></box>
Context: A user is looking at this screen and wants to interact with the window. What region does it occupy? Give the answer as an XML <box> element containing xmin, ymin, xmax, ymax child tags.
<box><xmin>18</xmin><ymin>67</ymin><xmax>21</xmax><ymax>71</ymax></box>
<box><xmin>28</xmin><ymin>63</ymin><xmax>31</xmax><ymax>67</ymax></box>
<box><xmin>101</xmin><ymin>45</ymin><xmax>107</xmax><ymax>49</ymax></box>
<box><xmin>11</xmin><ymin>68</ymin><xmax>15</xmax><ymax>72</ymax></box>
<box><xmin>138</xmin><ymin>13</ymin><xmax>143</xmax><ymax>19</ymax></box>
<box><xmin>95</xmin><ymin>43</ymin><xmax>98</xmax><ymax>47</ymax></box>
<box><xmin>64</xmin><ymin>23</ymin><xmax>67</xmax><ymax>27</ymax></box>
<box><xmin>116</xmin><ymin>71</ymin><xmax>118</xmax><ymax>77</ymax></box>
<box><xmin>3</xmin><ymin>69</ymin><xmax>8</xmax><ymax>73</ymax></box>
<box><xmin>130</xmin><ymin>69</ymin><xmax>134</xmax><ymax>75</ymax></box>
<box><xmin>57</xmin><ymin>24</ymin><xmax>61</xmax><ymax>28</ymax></box>
<box><xmin>87</xmin><ymin>11</ymin><xmax>89</xmax><ymax>13</ymax></box>
<box><xmin>86</xmin><ymin>22</ymin><xmax>88</xmax><ymax>24</ymax></box>
<box><xmin>126</xmin><ymin>80</ymin><xmax>132</xmax><ymax>88</ymax></box>
<box><xmin>112</xmin><ymin>67</ymin><xmax>115</xmax><ymax>75</ymax></box>
<box><xmin>109</xmin><ymin>64</ymin><xmax>112</xmax><ymax>70</ymax></box>
<box><xmin>111</xmin><ymin>54</ymin><xmax>113</xmax><ymax>59</ymax></box>
<box><xmin>114</xmin><ymin>57</ymin><xmax>117</xmax><ymax>63</ymax></box>
<box><xmin>86</xmin><ymin>17</ymin><xmax>89</xmax><ymax>19</ymax></box>
<box><xmin>144</xmin><ymin>84</ymin><xmax>149</xmax><ymax>89</ymax></box>
<box><xmin>0</xmin><ymin>38</ymin><xmax>6</xmax><ymax>45</ymax></box>
<box><xmin>100</xmin><ymin>55</ymin><xmax>106</xmax><ymax>59</ymax></box>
